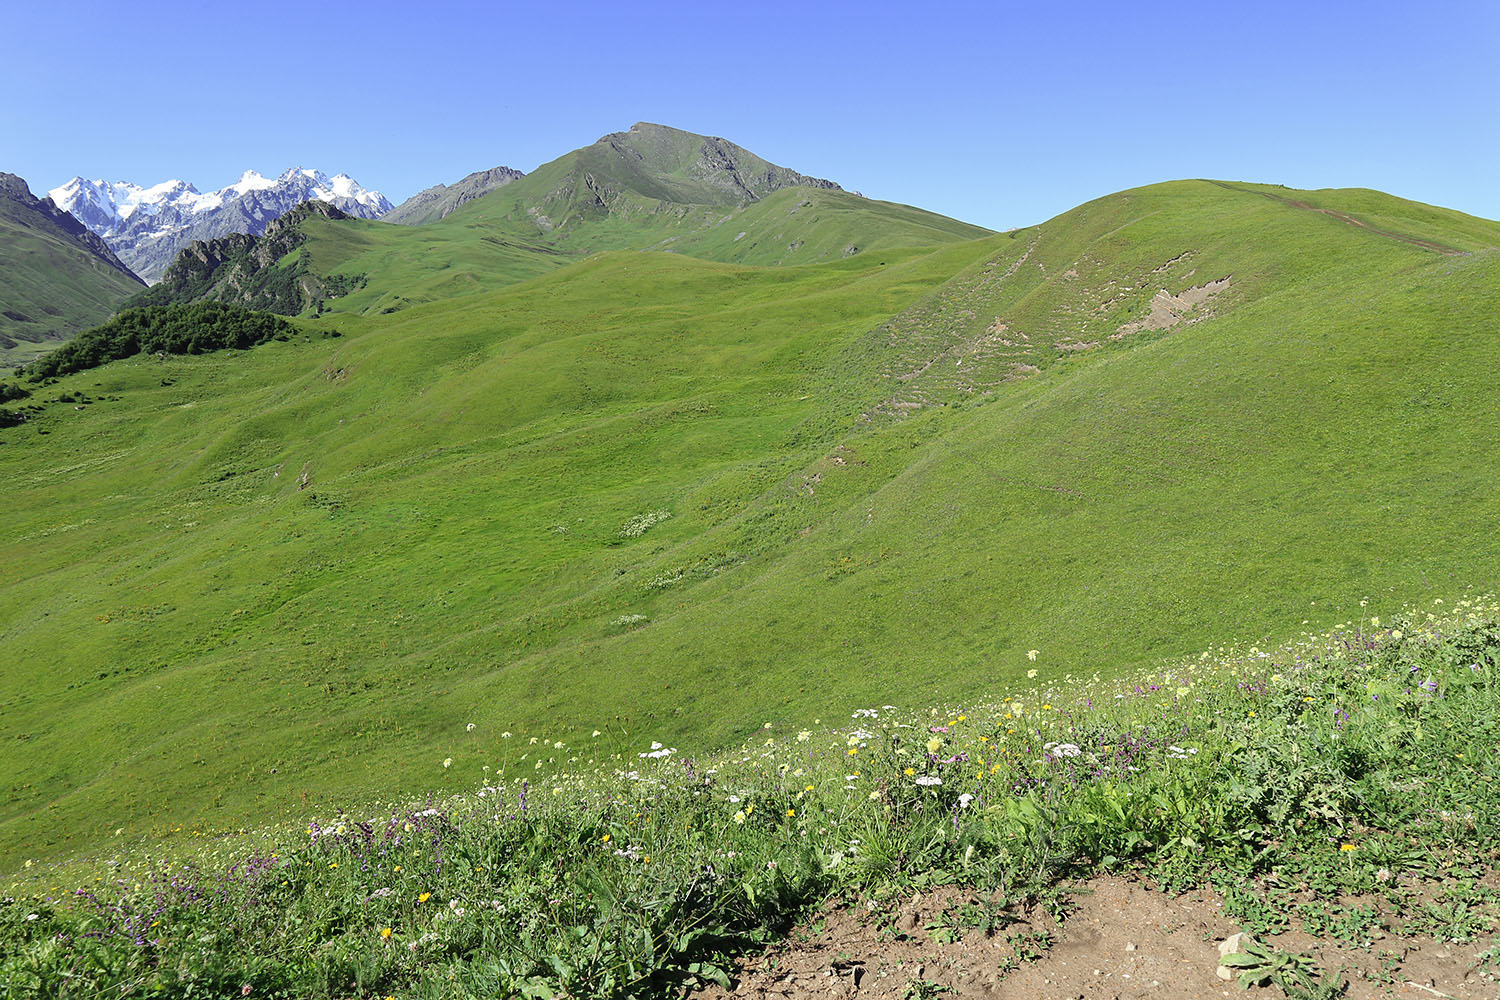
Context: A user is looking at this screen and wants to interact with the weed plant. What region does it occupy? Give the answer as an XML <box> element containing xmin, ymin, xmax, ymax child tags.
<box><xmin>4</xmin><ymin>598</ymin><xmax>1497</xmax><ymax>997</ymax></box>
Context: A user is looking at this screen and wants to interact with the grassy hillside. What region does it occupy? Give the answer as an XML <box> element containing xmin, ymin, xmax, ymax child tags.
<box><xmin>2</xmin><ymin>180</ymin><xmax>1498</xmax><ymax>871</ymax></box>
<box><xmin>0</xmin><ymin>193</ymin><xmax>144</xmax><ymax>366</ymax></box>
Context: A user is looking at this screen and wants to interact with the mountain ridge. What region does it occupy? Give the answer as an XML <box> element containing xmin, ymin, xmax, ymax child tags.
<box><xmin>128</xmin><ymin>123</ymin><xmax>988</xmax><ymax>318</ymax></box>
<box><xmin>383</xmin><ymin>165</ymin><xmax>525</xmax><ymax>226</ymax></box>
<box><xmin>50</xmin><ymin>167</ymin><xmax>392</xmax><ymax>282</ymax></box>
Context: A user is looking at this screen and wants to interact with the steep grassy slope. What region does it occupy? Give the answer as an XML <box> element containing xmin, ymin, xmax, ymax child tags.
<box><xmin>0</xmin><ymin>175</ymin><xmax>144</xmax><ymax>365</ymax></box>
<box><xmin>2</xmin><ymin>181</ymin><xmax>1498</xmax><ymax>869</ymax></box>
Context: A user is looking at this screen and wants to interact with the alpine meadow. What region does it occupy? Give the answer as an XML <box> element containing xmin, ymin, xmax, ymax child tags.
<box><xmin>4</xmin><ymin>114</ymin><xmax>1500</xmax><ymax>999</ymax></box>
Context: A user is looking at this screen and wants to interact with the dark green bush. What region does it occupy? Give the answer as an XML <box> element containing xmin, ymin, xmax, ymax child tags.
<box><xmin>27</xmin><ymin>304</ymin><xmax>296</xmax><ymax>379</ymax></box>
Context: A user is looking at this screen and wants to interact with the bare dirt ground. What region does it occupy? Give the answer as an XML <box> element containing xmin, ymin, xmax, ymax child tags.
<box><xmin>698</xmin><ymin>875</ymin><xmax>1499</xmax><ymax>999</ymax></box>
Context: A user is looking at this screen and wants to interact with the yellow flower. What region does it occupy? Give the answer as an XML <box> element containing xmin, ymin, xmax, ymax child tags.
<box><xmin>904</xmin><ymin>767</ymin><xmax>915</xmax><ymax>776</ymax></box>
<box><xmin>1340</xmin><ymin>843</ymin><xmax>1357</xmax><ymax>852</ymax></box>
<box><xmin>642</xmin><ymin>855</ymin><xmax>651</xmax><ymax>864</ymax></box>
<box><xmin>380</xmin><ymin>927</ymin><xmax>392</xmax><ymax>940</ymax></box>
<box><xmin>418</xmin><ymin>892</ymin><xmax>431</xmax><ymax>903</ymax></box>
<box><xmin>787</xmin><ymin>809</ymin><xmax>796</xmax><ymax>817</ymax></box>
<box><xmin>926</xmin><ymin>737</ymin><xmax>943</xmax><ymax>753</ymax></box>
<box><xmin>601</xmin><ymin>834</ymin><xmax>610</xmax><ymax>844</ymax></box>
<box><xmin>804</xmin><ymin>784</ymin><xmax>814</xmax><ymax>792</ymax></box>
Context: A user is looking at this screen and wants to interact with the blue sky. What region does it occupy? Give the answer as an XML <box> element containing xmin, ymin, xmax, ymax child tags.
<box><xmin>4</xmin><ymin>0</ymin><xmax>1496</xmax><ymax>230</ymax></box>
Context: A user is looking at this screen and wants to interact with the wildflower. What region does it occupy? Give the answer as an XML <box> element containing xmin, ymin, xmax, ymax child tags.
<box><xmin>601</xmin><ymin>834</ymin><xmax>611</xmax><ymax>844</ymax></box>
<box><xmin>1027</xmin><ymin>650</ymin><xmax>1039</xmax><ymax>661</ymax></box>
<box><xmin>380</xmin><ymin>927</ymin><xmax>392</xmax><ymax>941</ymax></box>
<box><xmin>501</xmin><ymin>731</ymin><xmax>512</xmax><ymax>738</ymax></box>
<box><xmin>1027</xmin><ymin>669</ymin><xmax>1038</xmax><ymax>679</ymax></box>
<box><xmin>733</xmin><ymin>811</ymin><xmax>746</xmax><ymax>824</ymax></box>
<box><xmin>418</xmin><ymin>892</ymin><xmax>431</xmax><ymax>903</ymax></box>
<box><xmin>958</xmin><ymin>793</ymin><xmax>975</xmax><ymax>808</ymax></box>
<box><xmin>915</xmin><ymin>776</ymin><xmax>942</xmax><ymax>787</ymax></box>
<box><xmin>592</xmin><ymin>730</ymin><xmax>601</xmax><ymax>737</ymax></box>
<box><xmin>442</xmin><ymin>758</ymin><xmax>452</xmax><ymax>769</ymax></box>
<box><xmin>787</xmin><ymin>809</ymin><xmax>796</xmax><ymax>817</ymax></box>
<box><xmin>904</xmin><ymin>767</ymin><xmax>915</xmax><ymax>776</ymax></box>
<box><xmin>1340</xmin><ymin>843</ymin><xmax>1357</xmax><ymax>852</ymax></box>
<box><xmin>1371</xmin><ymin>617</ymin><xmax>1380</xmax><ymax>627</ymax></box>
<box><xmin>926</xmin><ymin>737</ymin><xmax>943</xmax><ymax>753</ymax></box>
<box><xmin>466</xmin><ymin>723</ymin><xmax>475</xmax><ymax>732</ymax></box>
<box><xmin>797</xmin><ymin>730</ymin><xmax>811</xmax><ymax>742</ymax></box>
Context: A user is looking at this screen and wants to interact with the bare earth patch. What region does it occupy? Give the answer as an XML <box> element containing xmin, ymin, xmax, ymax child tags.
<box><xmin>1114</xmin><ymin>277</ymin><xmax>1231</xmax><ymax>339</ymax></box>
<box><xmin>698</xmin><ymin>875</ymin><xmax>1498</xmax><ymax>999</ymax></box>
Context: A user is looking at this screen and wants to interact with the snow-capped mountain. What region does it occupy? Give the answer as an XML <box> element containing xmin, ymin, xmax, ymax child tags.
<box><xmin>49</xmin><ymin>168</ymin><xmax>392</xmax><ymax>282</ymax></box>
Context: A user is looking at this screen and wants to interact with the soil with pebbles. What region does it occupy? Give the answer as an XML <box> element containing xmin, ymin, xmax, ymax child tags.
<box><xmin>697</xmin><ymin>874</ymin><xmax>1498</xmax><ymax>999</ymax></box>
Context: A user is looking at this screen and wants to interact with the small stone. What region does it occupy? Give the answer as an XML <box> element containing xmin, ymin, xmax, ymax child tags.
<box><xmin>1125</xmin><ymin>942</ymin><xmax>1138</xmax><ymax>951</ymax></box>
<box><xmin>1217</xmin><ymin>932</ymin><xmax>1256</xmax><ymax>981</ymax></box>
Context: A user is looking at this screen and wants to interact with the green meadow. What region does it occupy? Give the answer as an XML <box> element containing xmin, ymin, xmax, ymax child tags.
<box><xmin>3</xmin><ymin>177</ymin><xmax>1499</xmax><ymax>881</ymax></box>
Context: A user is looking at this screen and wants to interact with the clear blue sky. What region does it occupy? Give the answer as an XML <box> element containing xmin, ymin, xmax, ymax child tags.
<box><xmin>3</xmin><ymin>0</ymin><xmax>1496</xmax><ymax>230</ymax></box>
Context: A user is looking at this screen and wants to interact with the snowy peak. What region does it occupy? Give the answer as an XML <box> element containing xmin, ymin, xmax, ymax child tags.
<box><xmin>47</xmin><ymin>176</ymin><xmax>202</xmax><ymax>232</ymax></box>
<box><xmin>49</xmin><ymin>166</ymin><xmax>393</xmax><ymax>282</ymax></box>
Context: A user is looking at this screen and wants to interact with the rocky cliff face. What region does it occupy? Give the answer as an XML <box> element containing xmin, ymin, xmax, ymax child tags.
<box><xmin>383</xmin><ymin>165</ymin><xmax>525</xmax><ymax>225</ymax></box>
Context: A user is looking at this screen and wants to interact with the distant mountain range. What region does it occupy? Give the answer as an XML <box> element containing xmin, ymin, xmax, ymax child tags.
<box><xmin>0</xmin><ymin>172</ymin><xmax>145</xmax><ymax>363</ymax></box>
<box><xmin>132</xmin><ymin>123</ymin><xmax>989</xmax><ymax>318</ymax></box>
<box><xmin>49</xmin><ymin>168</ymin><xmax>392</xmax><ymax>282</ymax></box>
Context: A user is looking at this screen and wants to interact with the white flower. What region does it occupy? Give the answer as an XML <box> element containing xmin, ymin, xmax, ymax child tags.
<box><xmin>442</xmin><ymin>758</ymin><xmax>452</xmax><ymax>769</ymax></box>
<box><xmin>915</xmin><ymin>776</ymin><xmax>942</xmax><ymax>787</ymax></box>
<box><xmin>466</xmin><ymin>723</ymin><xmax>475</xmax><ymax>732</ymax></box>
<box><xmin>958</xmin><ymin>793</ymin><xmax>975</xmax><ymax>808</ymax></box>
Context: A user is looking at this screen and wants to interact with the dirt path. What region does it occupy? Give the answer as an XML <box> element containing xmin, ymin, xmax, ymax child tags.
<box><xmin>699</xmin><ymin>875</ymin><xmax>1497</xmax><ymax>999</ymax></box>
<box><xmin>1211</xmin><ymin>181</ymin><xmax>1467</xmax><ymax>255</ymax></box>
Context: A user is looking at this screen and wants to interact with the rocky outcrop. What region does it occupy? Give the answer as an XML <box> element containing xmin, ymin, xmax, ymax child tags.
<box><xmin>131</xmin><ymin>201</ymin><xmax>359</xmax><ymax>315</ymax></box>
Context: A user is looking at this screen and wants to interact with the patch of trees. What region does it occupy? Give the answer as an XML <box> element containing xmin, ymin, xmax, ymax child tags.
<box><xmin>27</xmin><ymin>303</ymin><xmax>296</xmax><ymax>379</ymax></box>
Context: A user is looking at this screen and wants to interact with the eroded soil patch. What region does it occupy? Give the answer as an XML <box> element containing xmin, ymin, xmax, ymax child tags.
<box><xmin>700</xmin><ymin>875</ymin><xmax>1499</xmax><ymax>999</ymax></box>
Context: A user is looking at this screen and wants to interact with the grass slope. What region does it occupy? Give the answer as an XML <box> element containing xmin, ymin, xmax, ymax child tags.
<box><xmin>0</xmin><ymin>198</ymin><xmax>144</xmax><ymax>366</ymax></box>
<box><xmin>2</xmin><ymin>181</ymin><xmax>1498</xmax><ymax>871</ymax></box>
